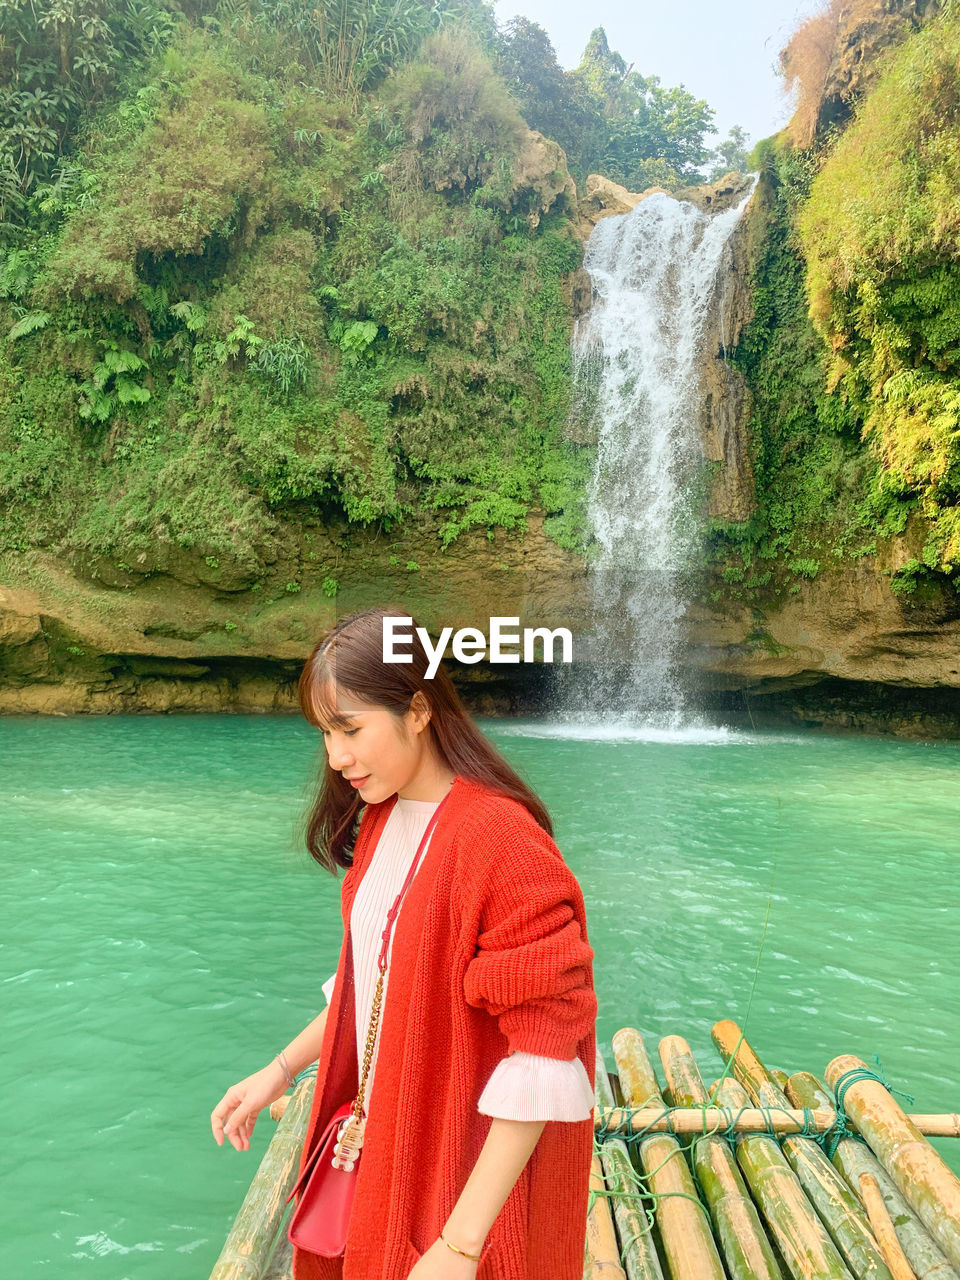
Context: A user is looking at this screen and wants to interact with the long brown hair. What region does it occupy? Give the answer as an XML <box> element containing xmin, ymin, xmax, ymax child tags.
<box><xmin>298</xmin><ymin>605</ymin><xmax>552</xmax><ymax>872</ymax></box>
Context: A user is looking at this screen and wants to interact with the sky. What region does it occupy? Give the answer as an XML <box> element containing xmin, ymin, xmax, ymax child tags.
<box><xmin>492</xmin><ymin>0</ymin><xmax>823</xmax><ymax>148</ymax></box>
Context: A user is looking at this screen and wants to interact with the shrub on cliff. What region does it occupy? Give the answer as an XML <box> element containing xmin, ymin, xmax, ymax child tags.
<box><xmin>0</xmin><ymin>7</ymin><xmax>589</xmax><ymax>569</ymax></box>
<box><xmin>799</xmin><ymin>0</ymin><xmax>960</xmax><ymax>573</ymax></box>
<box><xmin>711</xmin><ymin>138</ymin><xmax>913</xmax><ymax>599</ymax></box>
<box><xmin>383</xmin><ymin>29</ymin><xmax>527</xmax><ymax>197</ymax></box>
<box><xmin>779</xmin><ymin>0</ymin><xmax>934</xmax><ymax>148</ymax></box>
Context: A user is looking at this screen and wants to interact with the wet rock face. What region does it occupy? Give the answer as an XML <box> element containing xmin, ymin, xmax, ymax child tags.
<box><xmin>5</xmin><ymin>533</ymin><xmax>960</xmax><ymax>734</ymax></box>
<box><xmin>565</xmin><ymin>267</ymin><xmax>593</xmax><ymax>322</ymax></box>
<box><xmin>576</xmin><ymin>170</ymin><xmax>757</xmax><ymax>234</ymax></box>
<box><xmin>577</xmin><ymin>174</ymin><xmax>650</xmax><ymax>235</ymax></box>
<box><xmin>686</xmin><ymin>554</ymin><xmax>960</xmax><ymax>707</ymax></box>
<box><xmin>698</xmin><ymin>174</ymin><xmax>760</xmax><ymax>524</ymax></box>
<box><xmin>0</xmin><ymin>516</ymin><xmax>591</xmax><ymax>716</ymax></box>
<box><xmin>675</xmin><ymin>171</ymin><xmax>757</xmax><ymax>215</ymax></box>
<box><xmin>704</xmin><ymin>678</ymin><xmax>960</xmax><ymax>739</ymax></box>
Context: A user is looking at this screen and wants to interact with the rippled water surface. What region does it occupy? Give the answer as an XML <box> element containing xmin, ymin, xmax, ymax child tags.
<box><xmin>3</xmin><ymin>714</ymin><xmax>959</xmax><ymax>1276</ymax></box>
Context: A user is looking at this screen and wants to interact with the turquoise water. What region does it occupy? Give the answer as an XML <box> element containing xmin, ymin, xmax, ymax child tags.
<box><xmin>3</xmin><ymin>714</ymin><xmax>959</xmax><ymax>1276</ymax></box>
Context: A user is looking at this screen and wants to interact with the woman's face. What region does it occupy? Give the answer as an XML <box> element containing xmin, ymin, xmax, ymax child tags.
<box><xmin>320</xmin><ymin>684</ymin><xmax>430</xmax><ymax>804</ymax></box>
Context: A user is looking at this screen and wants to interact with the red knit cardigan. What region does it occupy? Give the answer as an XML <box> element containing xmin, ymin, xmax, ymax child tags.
<box><xmin>291</xmin><ymin>776</ymin><xmax>598</xmax><ymax>1280</ymax></box>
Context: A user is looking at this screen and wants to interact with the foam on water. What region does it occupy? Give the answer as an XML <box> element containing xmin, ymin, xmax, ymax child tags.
<box><xmin>497</xmin><ymin>719</ymin><xmax>805</xmax><ymax>746</ymax></box>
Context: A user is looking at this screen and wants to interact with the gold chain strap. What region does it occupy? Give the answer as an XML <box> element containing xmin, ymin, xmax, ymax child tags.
<box><xmin>354</xmin><ymin>966</ymin><xmax>386</xmax><ymax>1120</ymax></box>
<box><xmin>330</xmin><ymin>965</ymin><xmax>386</xmax><ymax>1170</ymax></box>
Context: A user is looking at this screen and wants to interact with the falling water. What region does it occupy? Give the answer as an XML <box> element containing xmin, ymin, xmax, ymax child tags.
<box><xmin>566</xmin><ymin>179</ymin><xmax>758</xmax><ymax>731</ymax></box>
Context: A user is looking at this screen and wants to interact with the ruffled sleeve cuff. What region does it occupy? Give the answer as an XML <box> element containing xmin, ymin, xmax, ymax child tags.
<box><xmin>477</xmin><ymin>1050</ymin><xmax>595</xmax><ymax>1122</ymax></box>
<box><xmin>321</xmin><ymin>971</ymin><xmax>336</xmax><ymax>1006</ymax></box>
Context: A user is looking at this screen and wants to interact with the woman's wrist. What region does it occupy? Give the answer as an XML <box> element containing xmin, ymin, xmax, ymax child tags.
<box><xmin>439</xmin><ymin>1229</ymin><xmax>483</xmax><ymax>1261</ymax></box>
<box><xmin>264</xmin><ymin>1049</ymin><xmax>301</xmax><ymax>1087</ymax></box>
<box><xmin>440</xmin><ymin>1219</ymin><xmax>486</xmax><ymax>1257</ymax></box>
<box><xmin>274</xmin><ymin>1049</ymin><xmax>296</xmax><ymax>1087</ymax></box>
<box><xmin>269</xmin><ymin>1006</ymin><xmax>330</xmax><ymax>1085</ymax></box>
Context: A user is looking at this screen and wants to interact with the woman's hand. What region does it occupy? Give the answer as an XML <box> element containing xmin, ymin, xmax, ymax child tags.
<box><xmin>210</xmin><ymin>1061</ymin><xmax>289</xmax><ymax>1152</ymax></box>
<box><xmin>407</xmin><ymin>1238</ymin><xmax>481</xmax><ymax>1278</ymax></box>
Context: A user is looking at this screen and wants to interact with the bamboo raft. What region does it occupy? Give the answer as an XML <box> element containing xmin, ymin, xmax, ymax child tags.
<box><xmin>209</xmin><ymin>1020</ymin><xmax>960</xmax><ymax>1279</ymax></box>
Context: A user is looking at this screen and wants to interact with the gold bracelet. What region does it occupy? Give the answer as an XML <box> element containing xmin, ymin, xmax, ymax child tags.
<box><xmin>440</xmin><ymin>1231</ymin><xmax>482</xmax><ymax>1262</ymax></box>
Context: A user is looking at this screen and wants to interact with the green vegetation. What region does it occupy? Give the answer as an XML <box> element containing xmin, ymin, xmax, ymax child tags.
<box><xmin>708</xmin><ymin>137</ymin><xmax>916</xmax><ymax>599</ymax></box>
<box><xmin>0</xmin><ymin>0</ymin><xmax>745</xmax><ymax>582</ymax></box>
<box><xmin>0</xmin><ymin>4</ymin><xmax>598</xmax><ymax>570</ymax></box>
<box><xmin>0</xmin><ymin>0</ymin><xmax>181</xmax><ymax>216</ymax></box>
<box><xmin>798</xmin><ymin>1</ymin><xmax>960</xmax><ymax>578</ymax></box>
<box><xmin>709</xmin><ymin>5</ymin><xmax>960</xmax><ymax>602</ymax></box>
<box><xmin>1</xmin><ymin>0</ymin><xmax>727</xmax><ymax>576</ymax></box>
<box><xmin>7</xmin><ymin>0</ymin><xmax>959</xmax><ymax>645</ymax></box>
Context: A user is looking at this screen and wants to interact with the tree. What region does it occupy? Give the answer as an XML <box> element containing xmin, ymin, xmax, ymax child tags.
<box><xmin>0</xmin><ymin>0</ymin><xmax>178</xmax><ymax>222</ymax></box>
<box><xmin>707</xmin><ymin>125</ymin><xmax>751</xmax><ymax>181</ymax></box>
<box><xmin>568</xmin><ymin>28</ymin><xmax>716</xmax><ymax>186</ymax></box>
<box><xmin>495</xmin><ymin>22</ymin><xmax>718</xmax><ymax>188</ymax></box>
<box><xmin>494</xmin><ymin>16</ymin><xmax>572</xmax><ymax>148</ymax></box>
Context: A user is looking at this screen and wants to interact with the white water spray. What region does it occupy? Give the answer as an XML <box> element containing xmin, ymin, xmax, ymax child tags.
<box><xmin>567</xmin><ymin>179</ymin><xmax>757</xmax><ymax>730</ymax></box>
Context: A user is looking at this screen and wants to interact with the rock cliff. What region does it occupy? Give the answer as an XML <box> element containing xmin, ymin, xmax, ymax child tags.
<box><xmin>0</xmin><ymin>516</ymin><xmax>591</xmax><ymax>716</ymax></box>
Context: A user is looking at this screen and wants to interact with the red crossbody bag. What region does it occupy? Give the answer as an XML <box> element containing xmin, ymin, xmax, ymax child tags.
<box><xmin>287</xmin><ymin>796</ymin><xmax>449</xmax><ymax>1256</ymax></box>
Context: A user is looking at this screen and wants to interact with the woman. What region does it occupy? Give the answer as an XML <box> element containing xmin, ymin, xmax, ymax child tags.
<box><xmin>211</xmin><ymin>606</ymin><xmax>598</xmax><ymax>1280</ymax></box>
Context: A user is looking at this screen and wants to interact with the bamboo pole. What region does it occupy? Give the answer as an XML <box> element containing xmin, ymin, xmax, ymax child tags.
<box><xmin>585</xmin><ymin>1151</ymin><xmax>628</xmax><ymax>1279</ymax></box>
<box><xmin>658</xmin><ymin>1035</ymin><xmax>783</xmax><ymax>1280</ymax></box>
<box><xmin>614</xmin><ymin>1028</ymin><xmax>664</xmax><ymax>1108</ymax></box>
<box><xmin>612</xmin><ymin>1029</ymin><xmax>726</xmax><ymax>1280</ymax></box>
<box><xmin>784</xmin><ymin>1138</ymin><xmax>892</xmax><ymax>1280</ymax></box>
<box><xmin>592</xmin><ymin>1108</ymin><xmax>960</xmax><ymax>1139</ymax></box>
<box><xmin>860</xmin><ymin>1175</ymin><xmax>918</xmax><ymax>1280</ymax></box>
<box><xmin>261</xmin><ymin>1235</ymin><xmax>293</xmax><ymax>1280</ymax></box>
<box><xmin>825</xmin><ymin>1056</ymin><xmax>960</xmax><ymax>1271</ymax></box>
<box><xmin>711</xmin><ymin>1020</ymin><xmax>779</xmax><ymax>1102</ymax></box>
<box><xmin>909</xmin><ymin>1118</ymin><xmax>960</xmax><ymax>1139</ymax></box>
<box><xmin>658</xmin><ymin>1036</ymin><xmax>713</xmax><ymax>1119</ymax></box>
<box><xmin>712</xmin><ymin>1022</ymin><xmax>894</xmax><ymax>1280</ymax></box>
<box><xmin>713</xmin><ymin>1076</ymin><xmax>857</xmax><ymax>1280</ymax></box>
<box><xmin>209</xmin><ymin>1074</ymin><xmax>315</xmax><ymax>1280</ymax></box>
<box><xmin>837</xmin><ymin>1145</ymin><xmax>959</xmax><ymax>1280</ymax></box>
<box><xmin>787</xmin><ymin>1073</ymin><xmax>960</xmax><ymax>1280</ymax></box>
<box><xmin>593</xmin><ymin>1105</ymin><xmax>840</xmax><ymax>1135</ymax></box>
<box><xmin>595</xmin><ymin>1041</ymin><xmax>666</xmax><ymax>1280</ymax></box>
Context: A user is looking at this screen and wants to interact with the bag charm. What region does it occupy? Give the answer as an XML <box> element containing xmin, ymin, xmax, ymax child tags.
<box><xmin>332</xmin><ymin>1113</ymin><xmax>364</xmax><ymax>1171</ymax></box>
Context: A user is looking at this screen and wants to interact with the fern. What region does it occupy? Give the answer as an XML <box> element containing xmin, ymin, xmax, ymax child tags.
<box><xmin>7</xmin><ymin>311</ymin><xmax>51</xmax><ymax>340</ymax></box>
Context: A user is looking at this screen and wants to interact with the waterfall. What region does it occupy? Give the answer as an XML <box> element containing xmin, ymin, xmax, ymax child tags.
<box><xmin>565</xmin><ymin>179</ymin><xmax>757</xmax><ymax>732</ymax></box>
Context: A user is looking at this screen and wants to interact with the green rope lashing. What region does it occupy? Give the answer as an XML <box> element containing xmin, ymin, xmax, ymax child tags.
<box><xmin>823</xmin><ymin>1055</ymin><xmax>915</xmax><ymax>1158</ymax></box>
<box><xmin>588</xmin><ymin>1128</ymin><xmax>709</xmax><ymax>1241</ymax></box>
<box><xmin>593</xmin><ymin>1100</ymin><xmax>820</xmax><ymax>1146</ymax></box>
<box><xmin>595</xmin><ymin>1053</ymin><xmax>914</xmax><ymax>1164</ymax></box>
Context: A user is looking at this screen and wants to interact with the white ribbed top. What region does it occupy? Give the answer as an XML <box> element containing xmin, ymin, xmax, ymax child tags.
<box><xmin>349</xmin><ymin>795</ymin><xmax>438</xmax><ymax>1114</ymax></box>
<box><xmin>321</xmin><ymin>795</ymin><xmax>594</xmax><ymax>1122</ymax></box>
